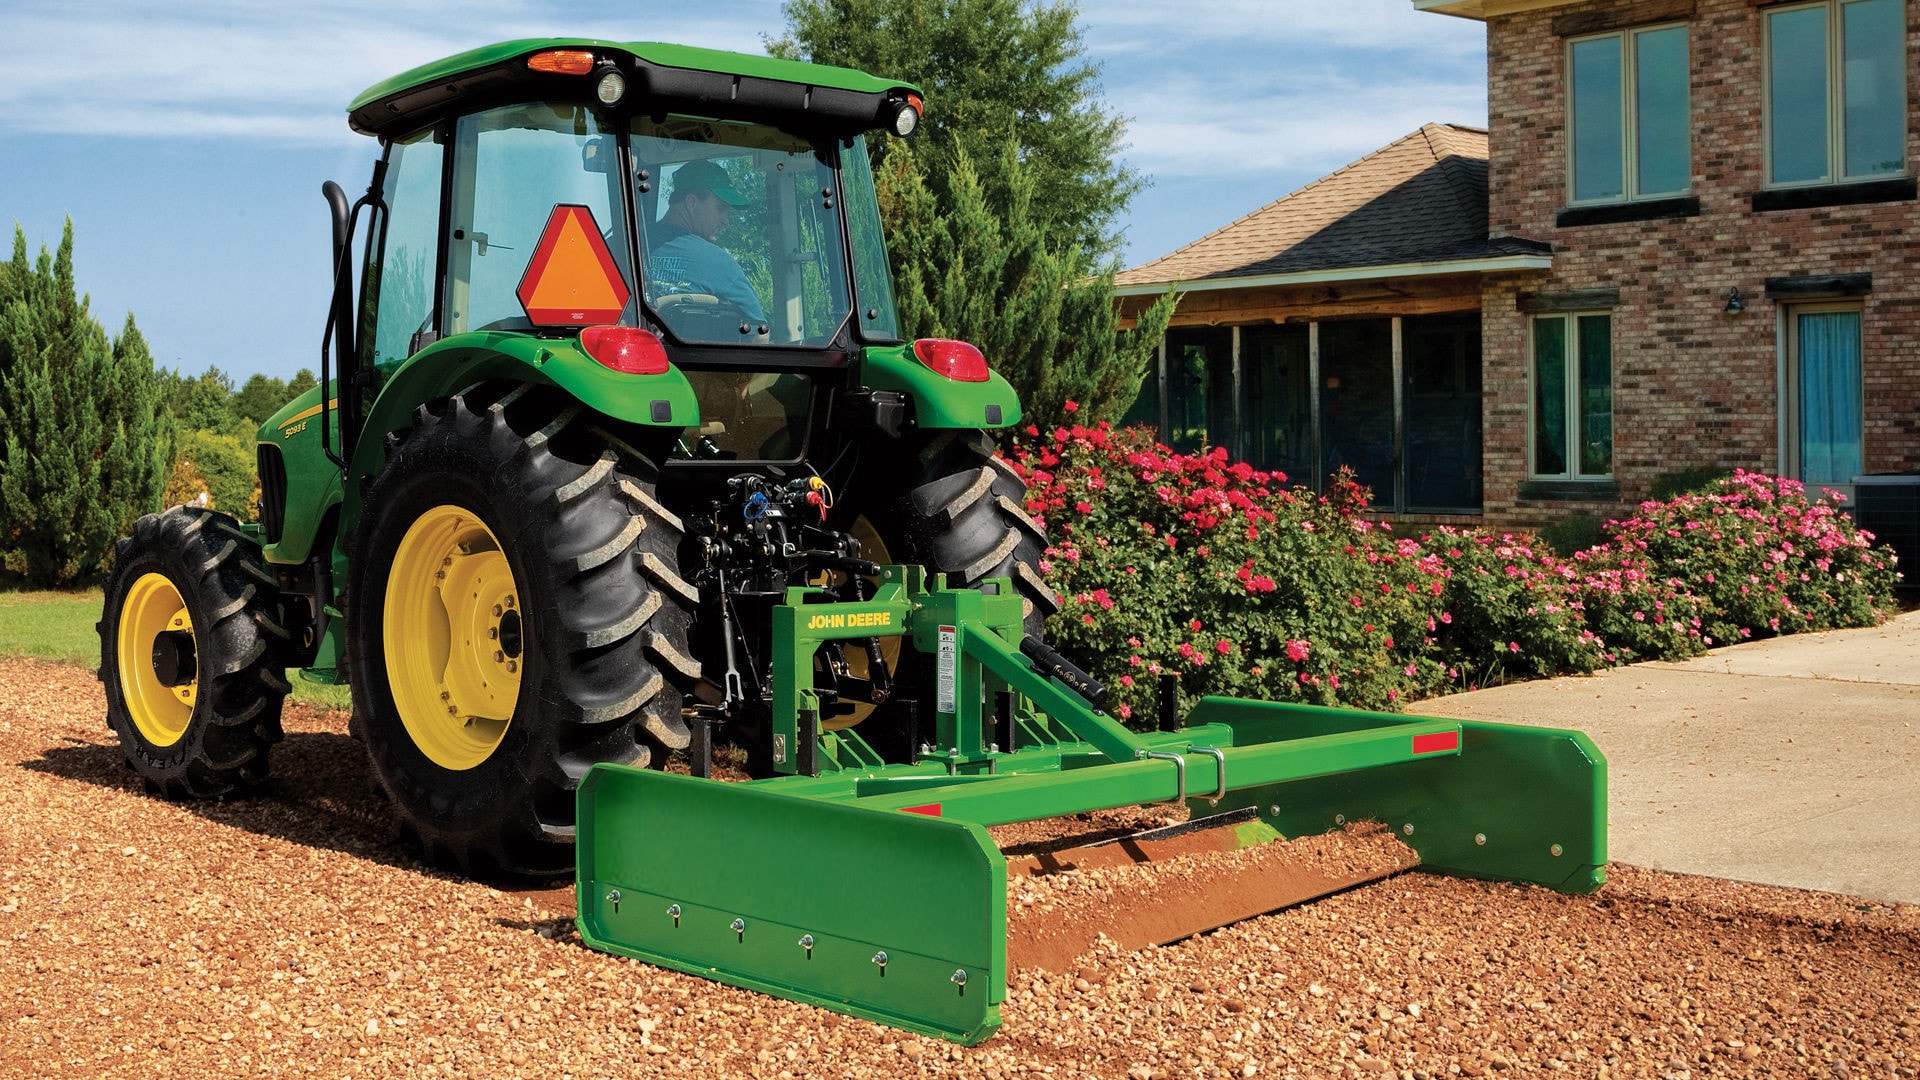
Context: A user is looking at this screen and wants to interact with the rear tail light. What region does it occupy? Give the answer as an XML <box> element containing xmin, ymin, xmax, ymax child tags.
<box><xmin>911</xmin><ymin>338</ymin><xmax>989</xmax><ymax>382</ymax></box>
<box><xmin>581</xmin><ymin>325</ymin><xmax>671</xmax><ymax>375</ymax></box>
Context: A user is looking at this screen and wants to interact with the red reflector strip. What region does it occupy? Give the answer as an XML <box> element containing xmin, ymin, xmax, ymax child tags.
<box><xmin>901</xmin><ymin>804</ymin><xmax>942</xmax><ymax>817</ymax></box>
<box><xmin>1412</xmin><ymin>730</ymin><xmax>1460</xmax><ymax>755</ymax></box>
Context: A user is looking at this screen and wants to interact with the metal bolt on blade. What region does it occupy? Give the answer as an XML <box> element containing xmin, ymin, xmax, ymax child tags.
<box><xmin>798</xmin><ymin>934</ymin><xmax>814</xmax><ymax>957</ymax></box>
<box><xmin>1475</xmin><ymin>833</ymin><xmax>1487</xmax><ymax>846</ymax></box>
<box><xmin>731</xmin><ymin>918</ymin><xmax>746</xmax><ymax>942</ymax></box>
<box><xmin>1403</xmin><ymin>823</ymin><xmax>1415</xmax><ymax>836</ymax></box>
<box><xmin>605</xmin><ymin>889</ymin><xmax>621</xmax><ymax>913</ymax></box>
<box><xmin>872</xmin><ymin>951</ymin><xmax>888</xmax><ymax>977</ymax></box>
<box><xmin>667</xmin><ymin>903</ymin><xmax>681</xmax><ymax>927</ymax></box>
<box><xmin>1334</xmin><ymin>814</ymin><xmax>1345</xmax><ymax>825</ymax></box>
<box><xmin>952</xmin><ymin>969</ymin><xmax>968</xmax><ymax>996</ymax></box>
<box><xmin>1550</xmin><ymin>843</ymin><xmax>1564</xmax><ymax>857</ymax></box>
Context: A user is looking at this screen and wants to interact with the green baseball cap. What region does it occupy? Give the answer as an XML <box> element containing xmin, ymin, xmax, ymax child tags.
<box><xmin>673</xmin><ymin>159</ymin><xmax>748</xmax><ymax>207</ymax></box>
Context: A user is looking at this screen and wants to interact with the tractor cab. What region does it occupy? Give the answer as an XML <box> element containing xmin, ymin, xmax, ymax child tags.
<box><xmin>349</xmin><ymin>44</ymin><xmax>918</xmax><ymax>466</ymax></box>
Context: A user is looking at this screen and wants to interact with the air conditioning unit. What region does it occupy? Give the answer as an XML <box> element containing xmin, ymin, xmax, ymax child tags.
<box><xmin>1851</xmin><ymin>474</ymin><xmax>1920</xmax><ymax>590</ymax></box>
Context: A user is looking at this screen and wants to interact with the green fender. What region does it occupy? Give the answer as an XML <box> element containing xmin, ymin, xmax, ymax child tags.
<box><xmin>860</xmin><ymin>344</ymin><xmax>1020</xmax><ymax>430</ymax></box>
<box><xmin>338</xmin><ymin>331</ymin><xmax>698</xmax><ymax>540</ymax></box>
<box><xmin>260</xmin><ymin>330</ymin><xmax>697</xmax><ymax>575</ymax></box>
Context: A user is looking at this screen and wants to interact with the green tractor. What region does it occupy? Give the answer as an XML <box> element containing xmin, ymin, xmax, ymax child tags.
<box><xmin>99</xmin><ymin>40</ymin><xmax>1050</xmax><ymax>875</ymax></box>
<box><xmin>100</xmin><ymin>41</ymin><xmax>1605</xmax><ymax>1043</ymax></box>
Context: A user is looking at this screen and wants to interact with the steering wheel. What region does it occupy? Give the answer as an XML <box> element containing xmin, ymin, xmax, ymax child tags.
<box><xmin>653</xmin><ymin>292</ymin><xmax>724</xmax><ymax>312</ymax></box>
<box><xmin>652</xmin><ymin>293</ymin><xmax>765</xmax><ymax>338</ymax></box>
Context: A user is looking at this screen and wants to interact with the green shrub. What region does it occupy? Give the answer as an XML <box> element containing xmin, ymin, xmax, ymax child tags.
<box><xmin>1006</xmin><ymin>425</ymin><xmax>1896</xmax><ymax>720</ymax></box>
<box><xmin>1536</xmin><ymin>514</ymin><xmax>1603</xmax><ymax>557</ymax></box>
<box><xmin>1602</xmin><ymin>470</ymin><xmax>1895</xmax><ymax>646</ymax></box>
<box><xmin>1648</xmin><ymin>465</ymin><xmax>1732</xmax><ymax>502</ymax></box>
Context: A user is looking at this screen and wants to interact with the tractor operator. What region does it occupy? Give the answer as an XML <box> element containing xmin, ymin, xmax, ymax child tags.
<box><xmin>647</xmin><ymin>159</ymin><xmax>768</xmax><ymax>325</ymax></box>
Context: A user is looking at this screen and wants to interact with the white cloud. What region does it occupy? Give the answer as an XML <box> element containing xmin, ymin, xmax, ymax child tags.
<box><xmin>0</xmin><ymin>0</ymin><xmax>786</xmax><ymax>142</ymax></box>
<box><xmin>1085</xmin><ymin>0</ymin><xmax>1484</xmax><ymax>57</ymax></box>
<box><xmin>1073</xmin><ymin>0</ymin><xmax>1488</xmax><ymax>179</ymax></box>
<box><xmin>1112</xmin><ymin>70</ymin><xmax>1487</xmax><ymax>181</ymax></box>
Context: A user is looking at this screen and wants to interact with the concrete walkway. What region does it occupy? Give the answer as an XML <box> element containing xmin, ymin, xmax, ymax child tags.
<box><xmin>1415</xmin><ymin>609</ymin><xmax>1920</xmax><ymax>905</ymax></box>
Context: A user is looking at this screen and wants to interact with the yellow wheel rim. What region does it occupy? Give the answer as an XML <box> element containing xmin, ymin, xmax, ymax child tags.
<box><xmin>118</xmin><ymin>572</ymin><xmax>196</xmax><ymax>747</ymax></box>
<box><xmin>384</xmin><ymin>506</ymin><xmax>524</xmax><ymax>771</ymax></box>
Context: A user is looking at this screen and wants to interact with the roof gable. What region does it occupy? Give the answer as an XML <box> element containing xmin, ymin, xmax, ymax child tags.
<box><xmin>1118</xmin><ymin>124</ymin><xmax>1531</xmax><ymax>289</ymax></box>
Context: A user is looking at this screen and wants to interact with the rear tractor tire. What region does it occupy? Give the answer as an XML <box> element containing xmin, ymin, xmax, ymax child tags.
<box><xmin>98</xmin><ymin>505</ymin><xmax>291</xmax><ymax>798</ymax></box>
<box><xmin>346</xmin><ymin>383</ymin><xmax>698</xmax><ymax>877</ymax></box>
<box><xmin>895</xmin><ymin>430</ymin><xmax>1059</xmax><ymax>637</ymax></box>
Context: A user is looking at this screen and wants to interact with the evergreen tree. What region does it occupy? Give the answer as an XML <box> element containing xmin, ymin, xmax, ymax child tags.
<box><xmin>875</xmin><ymin>142</ymin><xmax>1172</xmax><ymax>433</ymax></box>
<box><xmin>0</xmin><ymin>222</ymin><xmax>174</xmax><ymax>586</ymax></box>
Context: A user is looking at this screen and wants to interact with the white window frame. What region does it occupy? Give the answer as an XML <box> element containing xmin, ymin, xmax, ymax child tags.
<box><xmin>1566</xmin><ymin>22</ymin><xmax>1692</xmax><ymax>205</ymax></box>
<box><xmin>1528</xmin><ymin>312</ymin><xmax>1615</xmax><ymax>480</ymax></box>
<box><xmin>1763</xmin><ymin>0</ymin><xmax>1909</xmax><ymax>188</ymax></box>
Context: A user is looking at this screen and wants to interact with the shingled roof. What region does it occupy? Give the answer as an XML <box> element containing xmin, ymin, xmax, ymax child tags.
<box><xmin>1116</xmin><ymin>123</ymin><xmax>1548</xmax><ymax>292</ymax></box>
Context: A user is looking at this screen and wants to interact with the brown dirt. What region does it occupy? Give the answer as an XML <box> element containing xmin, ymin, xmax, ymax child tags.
<box><xmin>4</xmin><ymin>656</ymin><xmax>1918</xmax><ymax>1078</ymax></box>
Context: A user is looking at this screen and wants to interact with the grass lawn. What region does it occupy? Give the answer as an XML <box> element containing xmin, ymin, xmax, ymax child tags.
<box><xmin>1</xmin><ymin>588</ymin><xmax>351</xmax><ymax>709</ymax></box>
<box><xmin>0</xmin><ymin>588</ymin><xmax>102</xmax><ymax>664</ymax></box>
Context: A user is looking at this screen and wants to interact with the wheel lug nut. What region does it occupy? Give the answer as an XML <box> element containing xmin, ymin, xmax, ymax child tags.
<box><xmin>494</xmin><ymin>650</ymin><xmax>505</xmax><ymax>663</ymax></box>
<box><xmin>492</xmin><ymin>604</ymin><xmax>503</xmax><ymax>617</ymax></box>
<box><xmin>505</xmin><ymin>661</ymin><xmax>517</xmax><ymax>673</ymax></box>
<box><xmin>488</xmin><ymin>628</ymin><xmax>499</xmax><ymax>640</ymax></box>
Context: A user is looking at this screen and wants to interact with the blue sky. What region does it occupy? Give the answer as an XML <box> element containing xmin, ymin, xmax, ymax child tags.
<box><xmin>0</xmin><ymin>0</ymin><xmax>1486</xmax><ymax>383</ymax></box>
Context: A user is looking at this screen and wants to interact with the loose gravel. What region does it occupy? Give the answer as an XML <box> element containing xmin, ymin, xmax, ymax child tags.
<box><xmin>3</xmin><ymin>656</ymin><xmax>1916</xmax><ymax>1078</ymax></box>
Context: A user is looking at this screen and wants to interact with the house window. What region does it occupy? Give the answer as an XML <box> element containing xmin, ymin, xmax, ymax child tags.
<box><xmin>1530</xmin><ymin>313</ymin><xmax>1613</xmax><ymax>478</ymax></box>
<box><xmin>1568</xmin><ymin>24</ymin><xmax>1690</xmax><ymax>203</ymax></box>
<box><xmin>1766</xmin><ymin>0</ymin><xmax>1906</xmax><ymax>186</ymax></box>
<box><xmin>1783</xmin><ymin>305</ymin><xmax>1864</xmax><ymax>488</ymax></box>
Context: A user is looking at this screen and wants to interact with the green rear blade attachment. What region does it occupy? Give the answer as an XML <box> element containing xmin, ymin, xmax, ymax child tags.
<box><xmin>1199</xmin><ymin>713</ymin><xmax>1608</xmax><ymax>894</ymax></box>
<box><xmin>577</xmin><ymin>766</ymin><xmax>1008</xmax><ymax>1044</ymax></box>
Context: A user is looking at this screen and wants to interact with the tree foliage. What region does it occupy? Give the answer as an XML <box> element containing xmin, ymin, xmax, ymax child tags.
<box><xmin>0</xmin><ymin>222</ymin><xmax>174</xmax><ymax>586</ymax></box>
<box><xmin>773</xmin><ymin>0</ymin><xmax>1138</xmax><ymax>261</ymax></box>
<box><xmin>876</xmin><ymin>144</ymin><xmax>1173</xmax><ymax>432</ymax></box>
<box><xmin>173</xmin><ymin>427</ymin><xmax>258</xmax><ymax>518</ymax></box>
<box><xmin>774</xmin><ymin>0</ymin><xmax>1174</xmax><ymax>434</ymax></box>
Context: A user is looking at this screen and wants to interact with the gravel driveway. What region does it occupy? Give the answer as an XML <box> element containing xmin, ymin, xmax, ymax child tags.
<box><xmin>2</xmin><ymin>657</ymin><xmax>1915</xmax><ymax>1078</ymax></box>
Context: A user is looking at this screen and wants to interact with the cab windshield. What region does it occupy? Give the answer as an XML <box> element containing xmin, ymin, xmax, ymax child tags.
<box><xmin>633</xmin><ymin>117</ymin><xmax>854</xmax><ymax>347</ymax></box>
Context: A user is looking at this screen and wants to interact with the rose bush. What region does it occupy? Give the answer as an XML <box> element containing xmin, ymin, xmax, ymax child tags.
<box><xmin>1003</xmin><ymin>420</ymin><xmax>1897</xmax><ymax>728</ymax></box>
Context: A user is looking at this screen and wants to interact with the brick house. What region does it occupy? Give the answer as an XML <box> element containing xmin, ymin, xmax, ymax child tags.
<box><xmin>1124</xmin><ymin>0</ymin><xmax>1920</xmax><ymax>535</ymax></box>
<box><xmin>1412</xmin><ymin>0</ymin><xmax>1920</xmax><ymax>531</ymax></box>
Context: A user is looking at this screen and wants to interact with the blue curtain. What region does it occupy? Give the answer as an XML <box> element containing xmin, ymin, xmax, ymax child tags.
<box><xmin>1799</xmin><ymin>311</ymin><xmax>1863</xmax><ymax>486</ymax></box>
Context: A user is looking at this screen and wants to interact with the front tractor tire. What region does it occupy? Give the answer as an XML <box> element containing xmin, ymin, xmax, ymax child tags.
<box><xmin>347</xmin><ymin>383</ymin><xmax>697</xmax><ymax>877</ymax></box>
<box><xmin>99</xmin><ymin>506</ymin><xmax>291</xmax><ymax>798</ymax></box>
